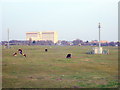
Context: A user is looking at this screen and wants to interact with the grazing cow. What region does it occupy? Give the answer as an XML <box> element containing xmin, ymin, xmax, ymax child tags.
<box><xmin>13</xmin><ymin>48</ymin><xmax>26</xmax><ymax>57</ymax></box>
<box><xmin>66</xmin><ymin>54</ymin><xmax>72</xmax><ymax>58</ymax></box>
<box><xmin>45</xmin><ymin>48</ymin><xmax>48</xmax><ymax>52</ymax></box>
<box><xmin>23</xmin><ymin>54</ymin><xmax>26</xmax><ymax>57</ymax></box>
<box><xmin>18</xmin><ymin>48</ymin><xmax>23</xmax><ymax>55</ymax></box>
<box><xmin>13</xmin><ymin>52</ymin><xmax>17</xmax><ymax>56</ymax></box>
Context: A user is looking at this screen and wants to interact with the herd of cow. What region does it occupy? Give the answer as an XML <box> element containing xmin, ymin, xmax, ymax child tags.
<box><xmin>13</xmin><ymin>48</ymin><xmax>27</xmax><ymax>57</ymax></box>
<box><xmin>13</xmin><ymin>48</ymin><xmax>72</xmax><ymax>58</ymax></box>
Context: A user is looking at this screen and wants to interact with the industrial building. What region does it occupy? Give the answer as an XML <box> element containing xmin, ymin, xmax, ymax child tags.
<box><xmin>26</xmin><ymin>31</ymin><xmax>58</xmax><ymax>43</ymax></box>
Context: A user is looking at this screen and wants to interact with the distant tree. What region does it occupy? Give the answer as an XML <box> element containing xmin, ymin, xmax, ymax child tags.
<box><xmin>46</xmin><ymin>40</ymin><xmax>54</xmax><ymax>45</ymax></box>
<box><xmin>86</xmin><ymin>41</ymin><xmax>89</xmax><ymax>43</ymax></box>
<box><xmin>32</xmin><ymin>40</ymin><xmax>36</xmax><ymax>44</ymax></box>
<box><xmin>101</xmin><ymin>43</ymin><xmax>108</xmax><ymax>46</ymax></box>
<box><xmin>72</xmin><ymin>39</ymin><xmax>83</xmax><ymax>45</ymax></box>
<box><xmin>40</xmin><ymin>41</ymin><xmax>46</xmax><ymax>45</ymax></box>
<box><xmin>109</xmin><ymin>42</ymin><xmax>115</xmax><ymax>46</ymax></box>
<box><xmin>61</xmin><ymin>40</ymin><xmax>70</xmax><ymax>45</ymax></box>
<box><xmin>35</xmin><ymin>40</ymin><xmax>54</xmax><ymax>45</ymax></box>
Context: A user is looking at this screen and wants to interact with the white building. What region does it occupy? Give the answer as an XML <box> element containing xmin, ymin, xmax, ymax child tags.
<box><xmin>26</xmin><ymin>31</ymin><xmax>58</xmax><ymax>43</ymax></box>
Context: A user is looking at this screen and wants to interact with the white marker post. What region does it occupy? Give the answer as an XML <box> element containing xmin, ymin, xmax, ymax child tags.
<box><xmin>98</xmin><ymin>23</ymin><xmax>101</xmax><ymax>54</ymax></box>
<box><xmin>7</xmin><ymin>28</ymin><xmax>10</xmax><ymax>48</ymax></box>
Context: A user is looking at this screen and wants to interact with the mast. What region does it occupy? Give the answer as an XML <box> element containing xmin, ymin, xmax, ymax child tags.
<box><xmin>7</xmin><ymin>28</ymin><xmax>9</xmax><ymax>48</ymax></box>
<box><xmin>98</xmin><ymin>23</ymin><xmax>101</xmax><ymax>54</ymax></box>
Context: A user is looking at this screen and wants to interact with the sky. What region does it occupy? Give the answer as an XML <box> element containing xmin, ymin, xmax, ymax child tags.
<box><xmin>0</xmin><ymin>0</ymin><xmax>119</xmax><ymax>41</ymax></box>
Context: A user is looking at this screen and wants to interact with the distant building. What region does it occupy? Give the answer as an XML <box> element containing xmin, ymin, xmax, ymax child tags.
<box><xmin>26</xmin><ymin>31</ymin><xmax>58</xmax><ymax>43</ymax></box>
<box><xmin>91</xmin><ymin>40</ymin><xmax>108</xmax><ymax>43</ymax></box>
<box><xmin>100</xmin><ymin>40</ymin><xmax>109</xmax><ymax>43</ymax></box>
<box><xmin>91</xmin><ymin>40</ymin><xmax>98</xmax><ymax>43</ymax></box>
<box><xmin>26</xmin><ymin>32</ymin><xmax>42</xmax><ymax>41</ymax></box>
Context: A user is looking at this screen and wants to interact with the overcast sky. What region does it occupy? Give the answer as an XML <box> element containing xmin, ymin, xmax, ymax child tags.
<box><xmin>0</xmin><ymin>0</ymin><xmax>119</xmax><ymax>41</ymax></box>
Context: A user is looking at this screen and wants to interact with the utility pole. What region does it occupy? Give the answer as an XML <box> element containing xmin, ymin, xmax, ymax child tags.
<box><xmin>7</xmin><ymin>28</ymin><xmax>10</xmax><ymax>48</ymax></box>
<box><xmin>98</xmin><ymin>23</ymin><xmax>101</xmax><ymax>54</ymax></box>
<box><xmin>98</xmin><ymin>23</ymin><xmax>101</xmax><ymax>47</ymax></box>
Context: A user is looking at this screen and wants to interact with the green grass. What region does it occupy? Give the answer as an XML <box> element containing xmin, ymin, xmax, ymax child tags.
<box><xmin>2</xmin><ymin>45</ymin><xmax>118</xmax><ymax>88</ymax></box>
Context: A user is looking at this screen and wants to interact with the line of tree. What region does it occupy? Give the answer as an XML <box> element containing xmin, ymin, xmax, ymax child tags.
<box><xmin>1</xmin><ymin>39</ymin><xmax>119</xmax><ymax>46</ymax></box>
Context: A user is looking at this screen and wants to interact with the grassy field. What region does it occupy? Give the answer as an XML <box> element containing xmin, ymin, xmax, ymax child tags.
<box><xmin>2</xmin><ymin>45</ymin><xmax>118</xmax><ymax>88</ymax></box>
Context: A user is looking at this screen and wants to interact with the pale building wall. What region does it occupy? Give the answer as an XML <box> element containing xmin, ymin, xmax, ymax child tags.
<box><xmin>54</xmin><ymin>32</ymin><xmax>58</xmax><ymax>43</ymax></box>
<box><xmin>26</xmin><ymin>31</ymin><xmax>58</xmax><ymax>43</ymax></box>
<box><xmin>41</xmin><ymin>31</ymin><xmax>58</xmax><ymax>43</ymax></box>
<box><xmin>42</xmin><ymin>32</ymin><xmax>54</xmax><ymax>42</ymax></box>
<box><xmin>26</xmin><ymin>32</ymin><xmax>42</xmax><ymax>41</ymax></box>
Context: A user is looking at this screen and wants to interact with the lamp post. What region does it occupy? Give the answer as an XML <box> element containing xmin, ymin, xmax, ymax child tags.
<box><xmin>98</xmin><ymin>23</ymin><xmax>101</xmax><ymax>54</ymax></box>
<box><xmin>7</xmin><ymin>28</ymin><xmax>9</xmax><ymax>48</ymax></box>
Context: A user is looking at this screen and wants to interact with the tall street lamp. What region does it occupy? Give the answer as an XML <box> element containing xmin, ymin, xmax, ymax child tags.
<box><xmin>98</xmin><ymin>23</ymin><xmax>101</xmax><ymax>54</ymax></box>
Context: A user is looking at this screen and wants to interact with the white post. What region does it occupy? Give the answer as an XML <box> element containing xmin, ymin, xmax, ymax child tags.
<box><xmin>98</xmin><ymin>23</ymin><xmax>101</xmax><ymax>54</ymax></box>
<box><xmin>7</xmin><ymin>28</ymin><xmax>9</xmax><ymax>48</ymax></box>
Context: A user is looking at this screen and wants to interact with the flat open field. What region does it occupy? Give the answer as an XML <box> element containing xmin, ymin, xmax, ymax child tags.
<box><xmin>2</xmin><ymin>45</ymin><xmax>118</xmax><ymax>88</ymax></box>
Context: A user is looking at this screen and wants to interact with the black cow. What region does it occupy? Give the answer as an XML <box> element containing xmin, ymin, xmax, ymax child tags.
<box><xmin>45</xmin><ymin>48</ymin><xmax>48</xmax><ymax>52</ymax></box>
<box><xmin>23</xmin><ymin>54</ymin><xmax>26</xmax><ymax>57</ymax></box>
<box><xmin>66</xmin><ymin>54</ymin><xmax>72</xmax><ymax>58</ymax></box>
<box><xmin>18</xmin><ymin>48</ymin><xmax>23</xmax><ymax>54</ymax></box>
<box><xmin>13</xmin><ymin>52</ymin><xmax>17</xmax><ymax>56</ymax></box>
